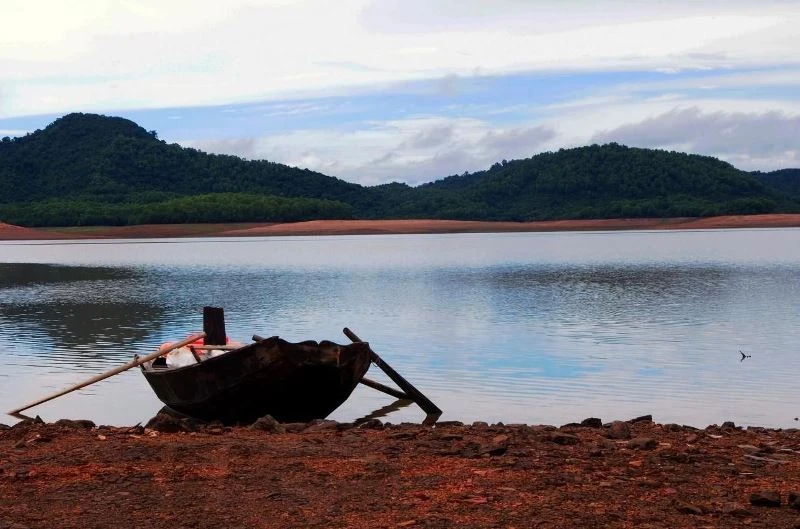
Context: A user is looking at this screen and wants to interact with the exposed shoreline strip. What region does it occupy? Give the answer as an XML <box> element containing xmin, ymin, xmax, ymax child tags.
<box><xmin>2</xmin><ymin>214</ymin><xmax>800</xmax><ymax>241</ymax></box>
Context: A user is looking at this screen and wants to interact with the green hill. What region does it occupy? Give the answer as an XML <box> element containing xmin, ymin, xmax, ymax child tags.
<box><xmin>0</xmin><ymin>113</ymin><xmax>367</xmax><ymax>225</ymax></box>
<box><xmin>413</xmin><ymin>144</ymin><xmax>788</xmax><ymax>220</ymax></box>
<box><xmin>752</xmin><ymin>169</ymin><xmax>800</xmax><ymax>200</ymax></box>
<box><xmin>0</xmin><ymin>113</ymin><xmax>797</xmax><ymax>226</ymax></box>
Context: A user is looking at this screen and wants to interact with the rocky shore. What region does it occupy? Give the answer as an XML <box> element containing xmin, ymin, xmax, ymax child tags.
<box><xmin>2</xmin><ymin>413</ymin><xmax>800</xmax><ymax>528</ymax></box>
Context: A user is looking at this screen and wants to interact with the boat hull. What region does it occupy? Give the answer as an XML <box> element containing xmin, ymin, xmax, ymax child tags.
<box><xmin>140</xmin><ymin>336</ymin><xmax>372</xmax><ymax>424</ymax></box>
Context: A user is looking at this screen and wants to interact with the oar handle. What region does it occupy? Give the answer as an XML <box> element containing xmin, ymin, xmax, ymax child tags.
<box><xmin>8</xmin><ymin>332</ymin><xmax>206</xmax><ymax>415</ymax></box>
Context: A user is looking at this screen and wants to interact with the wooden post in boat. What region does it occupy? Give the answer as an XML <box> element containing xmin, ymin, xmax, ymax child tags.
<box><xmin>8</xmin><ymin>332</ymin><xmax>206</xmax><ymax>415</ymax></box>
<box><xmin>203</xmin><ymin>306</ymin><xmax>227</xmax><ymax>346</ymax></box>
<box><xmin>343</xmin><ymin>328</ymin><xmax>442</xmax><ymax>419</ymax></box>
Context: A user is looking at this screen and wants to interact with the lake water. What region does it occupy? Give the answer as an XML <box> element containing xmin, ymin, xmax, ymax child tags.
<box><xmin>1</xmin><ymin>229</ymin><xmax>799</xmax><ymax>428</ymax></box>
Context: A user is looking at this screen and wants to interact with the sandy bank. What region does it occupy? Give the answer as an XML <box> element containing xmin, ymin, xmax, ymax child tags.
<box><xmin>2</xmin><ymin>215</ymin><xmax>800</xmax><ymax>241</ymax></box>
<box><xmin>0</xmin><ymin>222</ymin><xmax>83</xmax><ymax>240</ymax></box>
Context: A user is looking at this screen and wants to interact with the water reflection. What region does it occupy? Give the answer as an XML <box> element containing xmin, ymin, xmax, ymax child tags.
<box><xmin>1</xmin><ymin>230</ymin><xmax>800</xmax><ymax>428</ymax></box>
<box><xmin>353</xmin><ymin>399</ymin><xmax>414</xmax><ymax>424</ymax></box>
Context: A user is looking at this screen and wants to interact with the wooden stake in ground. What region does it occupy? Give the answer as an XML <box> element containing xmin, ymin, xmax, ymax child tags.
<box><xmin>8</xmin><ymin>332</ymin><xmax>206</xmax><ymax>415</ymax></box>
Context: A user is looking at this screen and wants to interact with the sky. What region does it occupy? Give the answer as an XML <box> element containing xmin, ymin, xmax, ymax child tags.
<box><xmin>1</xmin><ymin>0</ymin><xmax>799</xmax><ymax>186</ymax></box>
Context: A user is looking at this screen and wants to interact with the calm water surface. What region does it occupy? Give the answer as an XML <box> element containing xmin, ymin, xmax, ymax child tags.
<box><xmin>1</xmin><ymin>229</ymin><xmax>799</xmax><ymax>428</ymax></box>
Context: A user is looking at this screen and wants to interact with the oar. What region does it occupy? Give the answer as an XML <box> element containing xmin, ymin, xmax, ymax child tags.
<box><xmin>343</xmin><ymin>328</ymin><xmax>442</xmax><ymax>418</ymax></box>
<box><xmin>8</xmin><ymin>332</ymin><xmax>206</xmax><ymax>415</ymax></box>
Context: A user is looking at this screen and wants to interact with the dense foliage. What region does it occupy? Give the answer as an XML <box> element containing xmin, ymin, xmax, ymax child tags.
<box><xmin>752</xmin><ymin>169</ymin><xmax>800</xmax><ymax>200</ymax></box>
<box><xmin>0</xmin><ymin>113</ymin><xmax>797</xmax><ymax>226</ymax></box>
<box><xmin>410</xmin><ymin>144</ymin><xmax>791</xmax><ymax>220</ymax></box>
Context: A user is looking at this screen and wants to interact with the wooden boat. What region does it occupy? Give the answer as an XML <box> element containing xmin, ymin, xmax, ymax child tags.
<box><xmin>8</xmin><ymin>307</ymin><xmax>441</xmax><ymax>425</ymax></box>
<box><xmin>140</xmin><ymin>335</ymin><xmax>372</xmax><ymax>424</ymax></box>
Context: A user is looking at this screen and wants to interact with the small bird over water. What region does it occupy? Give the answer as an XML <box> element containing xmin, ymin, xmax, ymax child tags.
<box><xmin>739</xmin><ymin>350</ymin><xmax>751</xmax><ymax>362</ymax></box>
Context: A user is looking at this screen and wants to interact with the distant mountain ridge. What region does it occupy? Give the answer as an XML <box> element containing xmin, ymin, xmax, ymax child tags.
<box><xmin>0</xmin><ymin>113</ymin><xmax>798</xmax><ymax>226</ymax></box>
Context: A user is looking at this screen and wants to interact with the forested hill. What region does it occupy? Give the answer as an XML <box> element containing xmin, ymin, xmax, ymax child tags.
<box><xmin>411</xmin><ymin>144</ymin><xmax>793</xmax><ymax>220</ymax></box>
<box><xmin>0</xmin><ymin>113</ymin><xmax>798</xmax><ymax>226</ymax></box>
<box><xmin>0</xmin><ymin>112</ymin><xmax>369</xmax><ymax>210</ymax></box>
<box><xmin>752</xmin><ymin>169</ymin><xmax>800</xmax><ymax>200</ymax></box>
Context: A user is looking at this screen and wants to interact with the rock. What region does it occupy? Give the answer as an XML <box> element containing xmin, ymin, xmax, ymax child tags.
<box><xmin>387</xmin><ymin>431</ymin><xmax>417</xmax><ymax>440</ymax></box>
<box><xmin>721</xmin><ymin>421</ymin><xmax>737</xmax><ymax>429</ymax></box>
<box><xmin>788</xmin><ymin>492</ymin><xmax>800</xmax><ymax>510</ymax></box>
<box><xmin>601</xmin><ymin>439</ymin><xmax>617</xmax><ymax>450</ymax></box>
<box><xmin>434</xmin><ymin>433</ymin><xmax>463</xmax><ymax>441</ymax></box>
<box><xmin>480</xmin><ymin>434</ymin><xmax>510</xmax><ymax>456</ymax></box>
<box><xmin>283</xmin><ymin>422</ymin><xmax>310</xmax><ymax>432</ymax></box>
<box><xmin>629</xmin><ymin>414</ymin><xmax>653</xmax><ymax>423</ymax></box>
<box><xmin>53</xmin><ymin>419</ymin><xmax>95</xmax><ymax>429</ymax></box>
<box><xmin>144</xmin><ymin>411</ymin><xmax>183</xmax><ymax>433</ymax></box>
<box><xmin>607</xmin><ymin>421</ymin><xmax>631</xmax><ymax>440</ymax></box>
<box><xmin>357</xmin><ymin>419</ymin><xmax>384</xmax><ymax>430</ymax></box>
<box><xmin>675</xmin><ymin>501</ymin><xmax>703</xmax><ymax>515</ymax></box>
<box><xmin>10</xmin><ymin>416</ymin><xmax>44</xmax><ymax>431</ymax></box>
<box><xmin>744</xmin><ymin>454</ymin><xmax>785</xmax><ymax>464</ymax></box>
<box><xmin>492</xmin><ymin>433</ymin><xmax>510</xmax><ymax>445</ymax></box>
<box><xmin>0</xmin><ymin>424</ymin><xmax>10</xmax><ymax>431</ymax></box>
<box><xmin>459</xmin><ymin>443</ymin><xmax>481</xmax><ymax>458</ymax></box>
<box><xmin>127</xmin><ymin>424</ymin><xmax>145</xmax><ymax>435</ymax></box>
<box><xmin>721</xmin><ymin>503</ymin><xmax>752</xmax><ymax>517</ymax></box>
<box><xmin>304</xmin><ymin>419</ymin><xmax>339</xmax><ymax>432</ymax></box>
<box><xmin>471</xmin><ymin>421</ymin><xmax>489</xmax><ymax>428</ymax></box>
<box><xmin>757</xmin><ymin>443</ymin><xmax>775</xmax><ymax>454</ymax></box>
<box><xmin>550</xmin><ymin>433</ymin><xmax>579</xmax><ymax>445</ymax></box>
<box><xmin>580</xmin><ymin>417</ymin><xmax>602</xmax><ymax>428</ymax></box>
<box><xmin>749</xmin><ymin>491</ymin><xmax>781</xmax><ymax>507</ymax></box>
<box><xmin>249</xmin><ymin>415</ymin><xmax>285</xmax><ymax>434</ymax></box>
<box><xmin>305</xmin><ymin>420</ymin><xmax>338</xmax><ymax>432</ymax></box>
<box><xmin>628</xmin><ymin>437</ymin><xmax>658</xmax><ymax>450</ymax></box>
<box><xmin>435</xmin><ymin>421</ymin><xmax>464</xmax><ymax>427</ymax></box>
<box><xmin>686</xmin><ymin>433</ymin><xmax>699</xmax><ymax>443</ymax></box>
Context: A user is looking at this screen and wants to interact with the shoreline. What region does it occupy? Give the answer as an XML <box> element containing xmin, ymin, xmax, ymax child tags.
<box><xmin>2</xmin><ymin>414</ymin><xmax>800</xmax><ymax>528</ymax></box>
<box><xmin>2</xmin><ymin>214</ymin><xmax>800</xmax><ymax>241</ymax></box>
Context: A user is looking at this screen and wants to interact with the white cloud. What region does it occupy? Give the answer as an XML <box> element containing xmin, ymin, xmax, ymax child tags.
<box><xmin>590</xmin><ymin>107</ymin><xmax>800</xmax><ymax>170</ymax></box>
<box><xmin>183</xmin><ymin>117</ymin><xmax>555</xmax><ymax>185</ymax></box>
<box><xmin>1</xmin><ymin>0</ymin><xmax>799</xmax><ymax>117</ymax></box>
<box><xmin>547</xmin><ymin>96</ymin><xmax>800</xmax><ymax>144</ymax></box>
<box><xmin>3</xmin><ymin>0</ymin><xmax>800</xmax><ymax>180</ymax></box>
<box><xmin>175</xmin><ymin>83</ymin><xmax>800</xmax><ymax>183</ymax></box>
